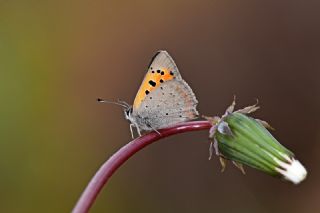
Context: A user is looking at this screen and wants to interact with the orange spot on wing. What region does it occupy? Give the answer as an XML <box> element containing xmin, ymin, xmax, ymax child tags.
<box><xmin>133</xmin><ymin>68</ymin><xmax>174</xmax><ymax>109</ymax></box>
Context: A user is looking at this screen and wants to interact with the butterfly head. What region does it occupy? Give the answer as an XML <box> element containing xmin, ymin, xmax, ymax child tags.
<box><xmin>124</xmin><ymin>105</ymin><xmax>133</xmax><ymax>120</ymax></box>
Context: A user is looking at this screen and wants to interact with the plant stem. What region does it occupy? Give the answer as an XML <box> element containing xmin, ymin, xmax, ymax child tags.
<box><xmin>72</xmin><ymin>120</ymin><xmax>212</xmax><ymax>213</ymax></box>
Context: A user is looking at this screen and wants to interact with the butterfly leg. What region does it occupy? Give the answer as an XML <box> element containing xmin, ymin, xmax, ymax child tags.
<box><xmin>136</xmin><ymin>125</ymin><xmax>142</xmax><ymax>137</ymax></box>
<box><xmin>150</xmin><ymin>126</ymin><xmax>161</xmax><ymax>136</ymax></box>
<box><xmin>153</xmin><ymin>128</ymin><xmax>161</xmax><ymax>136</ymax></box>
<box><xmin>129</xmin><ymin>124</ymin><xmax>135</xmax><ymax>139</ymax></box>
<box><xmin>147</xmin><ymin>123</ymin><xmax>161</xmax><ymax>136</ymax></box>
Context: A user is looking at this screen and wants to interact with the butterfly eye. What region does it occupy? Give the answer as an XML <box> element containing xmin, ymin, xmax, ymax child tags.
<box><xmin>126</xmin><ymin>107</ymin><xmax>133</xmax><ymax>116</ymax></box>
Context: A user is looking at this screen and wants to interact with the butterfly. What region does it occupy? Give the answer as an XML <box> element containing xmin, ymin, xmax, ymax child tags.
<box><xmin>98</xmin><ymin>50</ymin><xmax>199</xmax><ymax>138</ymax></box>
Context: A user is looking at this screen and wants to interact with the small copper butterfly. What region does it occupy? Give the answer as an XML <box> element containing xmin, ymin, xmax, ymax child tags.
<box><xmin>98</xmin><ymin>50</ymin><xmax>199</xmax><ymax>138</ymax></box>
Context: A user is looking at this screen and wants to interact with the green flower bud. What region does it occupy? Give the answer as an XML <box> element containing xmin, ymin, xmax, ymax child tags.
<box><xmin>207</xmin><ymin>100</ymin><xmax>307</xmax><ymax>184</ymax></box>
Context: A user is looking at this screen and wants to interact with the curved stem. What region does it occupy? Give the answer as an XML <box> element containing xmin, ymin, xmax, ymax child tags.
<box><xmin>72</xmin><ymin>120</ymin><xmax>212</xmax><ymax>213</ymax></box>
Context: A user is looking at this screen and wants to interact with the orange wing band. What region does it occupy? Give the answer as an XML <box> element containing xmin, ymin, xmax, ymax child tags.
<box><xmin>133</xmin><ymin>68</ymin><xmax>174</xmax><ymax>109</ymax></box>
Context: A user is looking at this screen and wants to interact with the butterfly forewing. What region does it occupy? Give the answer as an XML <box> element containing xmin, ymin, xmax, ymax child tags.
<box><xmin>133</xmin><ymin>51</ymin><xmax>182</xmax><ymax>110</ymax></box>
<box><xmin>147</xmin><ymin>51</ymin><xmax>182</xmax><ymax>80</ymax></box>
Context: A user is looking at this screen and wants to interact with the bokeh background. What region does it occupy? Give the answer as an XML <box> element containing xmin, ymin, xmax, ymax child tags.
<box><xmin>1</xmin><ymin>1</ymin><xmax>319</xmax><ymax>212</ymax></box>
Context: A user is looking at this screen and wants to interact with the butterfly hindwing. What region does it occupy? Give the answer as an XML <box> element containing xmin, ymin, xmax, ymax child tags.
<box><xmin>133</xmin><ymin>80</ymin><xmax>198</xmax><ymax>130</ymax></box>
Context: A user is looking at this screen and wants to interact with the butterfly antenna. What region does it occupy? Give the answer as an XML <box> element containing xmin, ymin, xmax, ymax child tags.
<box><xmin>117</xmin><ymin>99</ymin><xmax>130</xmax><ymax>108</ymax></box>
<box><xmin>96</xmin><ymin>98</ymin><xmax>129</xmax><ymax>108</ymax></box>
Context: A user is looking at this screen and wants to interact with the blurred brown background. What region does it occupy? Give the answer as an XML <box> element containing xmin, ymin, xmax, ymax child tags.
<box><xmin>1</xmin><ymin>0</ymin><xmax>319</xmax><ymax>212</ymax></box>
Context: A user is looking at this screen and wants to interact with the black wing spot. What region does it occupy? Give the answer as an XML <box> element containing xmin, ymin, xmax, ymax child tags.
<box><xmin>149</xmin><ymin>96</ymin><xmax>152</xmax><ymax>99</ymax></box>
<box><xmin>166</xmin><ymin>113</ymin><xmax>168</xmax><ymax>115</ymax></box>
<box><xmin>160</xmin><ymin>79</ymin><xmax>164</xmax><ymax>83</ymax></box>
<box><xmin>170</xmin><ymin>71</ymin><xmax>174</xmax><ymax>75</ymax></box>
<box><xmin>157</xmin><ymin>70</ymin><xmax>161</xmax><ymax>73</ymax></box>
<box><xmin>148</xmin><ymin>80</ymin><xmax>156</xmax><ymax>87</ymax></box>
<box><xmin>145</xmin><ymin>90</ymin><xmax>150</xmax><ymax>95</ymax></box>
<box><xmin>145</xmin><ymin>105</ymin><xmax>148</xmax><ymax>108</ymax></box>
<box><xmin>161</xmin><ymin>71</ymin><xmax>164</xmax><ymax>75</ymax></box>
<box><xmin>162</xmin><ymin>93</ymin><xmax>164</xmax><ymax>95</ymax></box>
<box><xmin>179</xmin><ymin>115</ymin><xmax>182</xmax><ymax>118</ymax></box>
<box><xmin>151</xmin><ymin>71</ymin><xmax>155</xmax><ymax>73</ymax></box>
<box><xmin>160</xmin><ymin>87</ymin><xmax>163</xmax><ymax>90</ymax></box>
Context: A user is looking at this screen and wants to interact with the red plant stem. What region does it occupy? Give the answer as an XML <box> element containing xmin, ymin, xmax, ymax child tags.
<box><xmin>72</xmin><ymin>120</ymin><xmax>212</xmax><ymax>213</ymax></box>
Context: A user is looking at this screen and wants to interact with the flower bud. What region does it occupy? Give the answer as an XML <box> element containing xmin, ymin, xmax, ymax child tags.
<box><xmin>208</xmin><ymin>101</ymin><xmax>307</xmax><ymax>184</ymax></box>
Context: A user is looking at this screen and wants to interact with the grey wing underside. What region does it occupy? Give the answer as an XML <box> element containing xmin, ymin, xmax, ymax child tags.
<box><xmin>134</xmin><ymin>80</ymin><xmax>199</xmax><ymax>130</ymax></box>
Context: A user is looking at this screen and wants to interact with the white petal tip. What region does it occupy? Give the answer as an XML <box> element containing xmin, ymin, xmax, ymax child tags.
<box><xmin>276</xmin><ymin>159</ymin><xmax>307</xmax><ymax>184</ymax></box>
